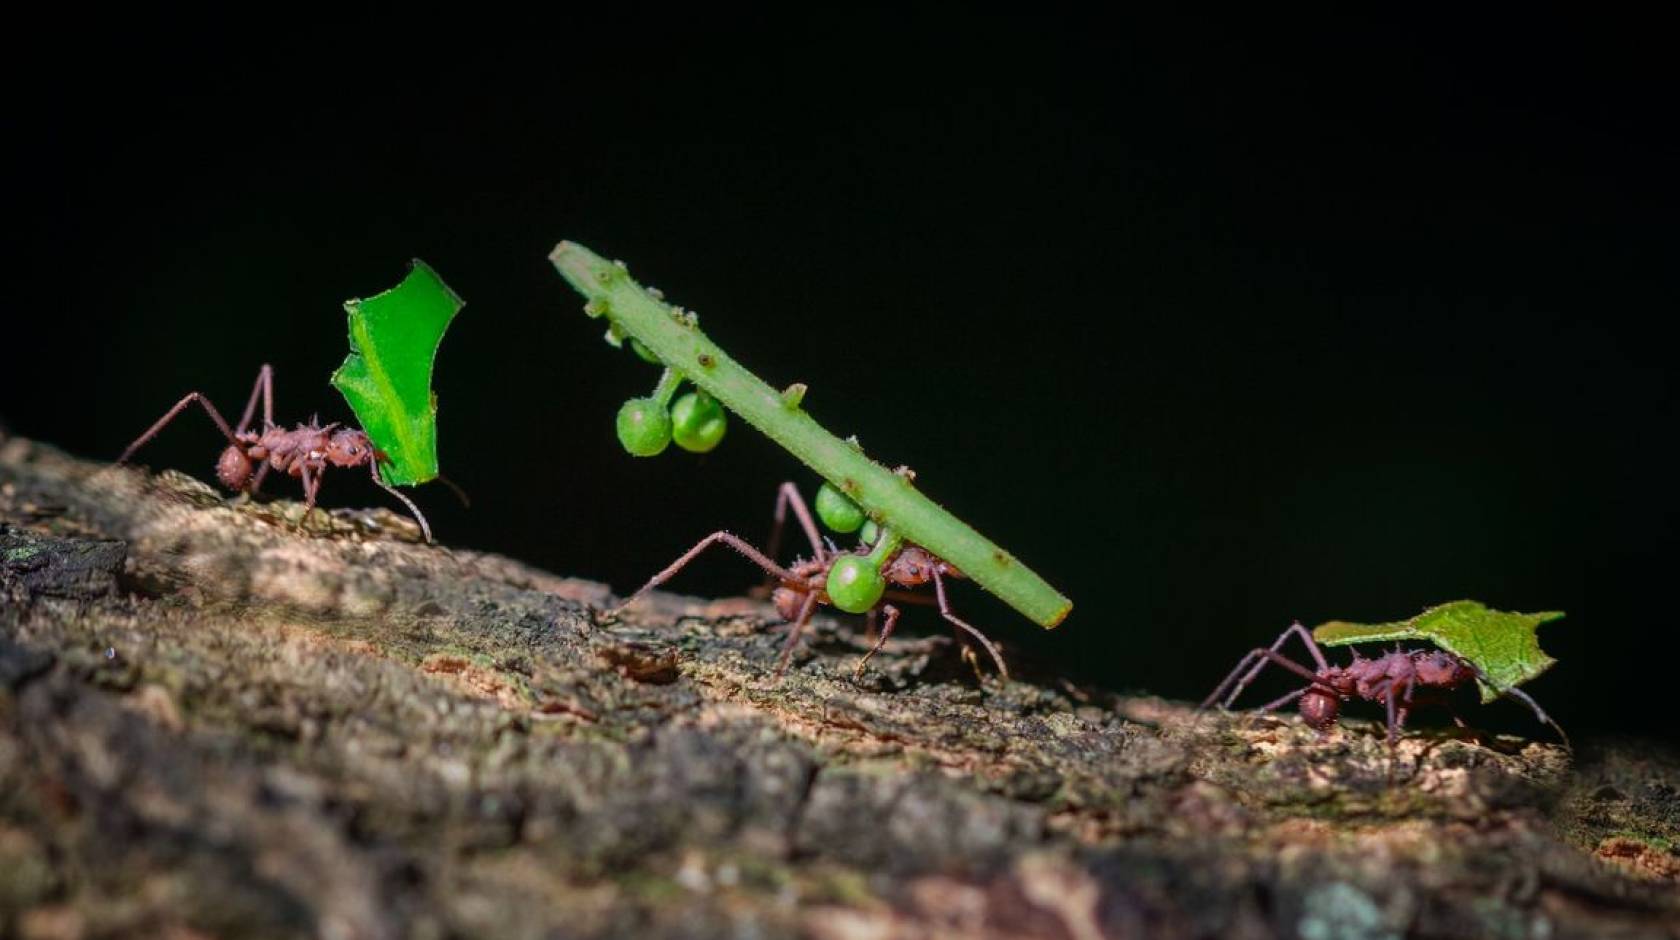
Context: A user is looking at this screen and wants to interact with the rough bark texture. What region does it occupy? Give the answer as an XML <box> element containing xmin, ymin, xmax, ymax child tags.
<box><xmin>1</xmin><ymin>433</ymin><xmax>1676</xmax><ymax>940</ymax></box>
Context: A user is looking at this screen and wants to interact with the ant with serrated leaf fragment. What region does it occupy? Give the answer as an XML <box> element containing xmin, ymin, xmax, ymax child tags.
<box><xmin>613</xmin><ymin>480</ymin><xmax>1009</xmax><ymax>681</ymax></box>
<box><xmin>117</xmin><ymin>364</ymin><xmax>437</xmax><ymax>542</ymax></box>
<box><xmin>1201</xmin><ymin>622</ymin><xmax>1569</xmax><ymax>750</ymax></box>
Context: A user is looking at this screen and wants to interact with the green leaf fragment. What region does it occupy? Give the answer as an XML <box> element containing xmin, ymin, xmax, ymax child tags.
<box><xmin>1314</xmin><ymin>600</ymin><xmax>1564</xmax><ymax>702</ymax></box>
<box><xmin>330</xmin><ymin>260</ymin><xmax>463</xmax><ymax>486</ymax></box>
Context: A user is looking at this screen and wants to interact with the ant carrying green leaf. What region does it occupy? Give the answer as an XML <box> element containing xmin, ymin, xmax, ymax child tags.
<box><xmin>117</xmin><ymin>364</ymin><xmax>436</xmax><ymax>540</ymax></box>
<box><xmin>1202</xmin><ymin>603</ymin><xmax>1569</xmax><ymax>750</ymax></box>
<box><xmin>116</xmin><ymin>260</ymin><xmax>463</xmax><ymax>543</ymax></box>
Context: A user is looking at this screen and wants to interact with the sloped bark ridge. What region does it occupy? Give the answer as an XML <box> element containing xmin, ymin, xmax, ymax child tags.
<box><xmin>2</xmin><ymin>435</ymin><xmax>1676</xmax><ymax>939</ymax></box>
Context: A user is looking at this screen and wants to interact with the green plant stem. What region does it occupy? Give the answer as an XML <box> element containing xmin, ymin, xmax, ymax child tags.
<box><xmin>866</xmin><ymin>528</ymin><xmax>905</xmax><ymax>569</ymax></box>
<box><xmin>551</xmin><ymin>241</ymin><xmax>1072</xmax><ymax>628</ymax></box>
<box><xmin>651</xmin><ymin>367</ymin><xmax>684</xmax><ymax>405</ymax></box>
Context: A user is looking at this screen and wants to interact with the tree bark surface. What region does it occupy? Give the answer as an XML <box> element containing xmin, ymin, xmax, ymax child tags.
<box><xmin>1</xmin><ymin>434</ymin><xmax>1676</xmax><ymax>939</ymax></box>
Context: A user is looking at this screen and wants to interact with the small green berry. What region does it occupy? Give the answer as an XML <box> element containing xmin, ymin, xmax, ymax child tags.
<box><xmin>616</xmin><ymin>397</ymin><xmax>672</xmax><ymax>456</ymax></box>
<box><xmin>629</xmin><ymin>338</ymin><xmax>661</xmax><ymax>364</ymax></box>
<box><xmin>826</xmin><ymin>555</ymin><xmax>886</xmax><ymax>613</ymax></box>
<box><xmin>670</xmin><ymin>391</ymin><xmax>727</xmax><ymax>453</ymax></box>
<box><xmin>859</xmin><ymin>519</ymin><xmax>880</xmax><ymax>546</ymax></box>
<box><xmin>815</xmin><ymin>482</ymin><xmax>866</xmax><ymax>533</ymax></box>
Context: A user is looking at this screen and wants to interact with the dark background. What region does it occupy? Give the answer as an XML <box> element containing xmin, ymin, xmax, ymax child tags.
<box><xmin>5</xmin><ymin>13</ymin><xmax>1673</xmax><ymax>738</ymax></box>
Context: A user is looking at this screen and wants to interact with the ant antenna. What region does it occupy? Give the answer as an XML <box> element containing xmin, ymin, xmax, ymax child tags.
<box><xmin>437</xmin><ymin>474</ymin><xmax>472</xmax><ymax>509</ymax></box>
<box><xmin>1501</xmin><ymin>685</ymin><xmax>1571</xmax><ymax>751</ymax></box>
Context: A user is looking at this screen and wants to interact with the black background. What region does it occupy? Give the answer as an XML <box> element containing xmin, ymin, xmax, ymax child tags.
<box><xmin>5</xmin><ymin>12</ymin><xmax>1673</xmax><ymax>739</ymax></box>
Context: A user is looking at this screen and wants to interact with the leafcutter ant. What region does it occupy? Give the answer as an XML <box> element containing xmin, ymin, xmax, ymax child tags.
<box><xmin>615</xmin><ymin>482</ymin><xmax>1009</xmax><ymax>680</ymax></box>
<box><xmin>1201</xmin><ymin>622</ymin><xmax>1568</xmax><ymax>749</ymax></box>
<box><xmin>117</xmin><ymin>364</ymin><xmax>435</xmax><ymax>542</ymax></box>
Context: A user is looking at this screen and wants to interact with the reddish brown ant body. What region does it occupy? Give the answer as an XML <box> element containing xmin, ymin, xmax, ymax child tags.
<box><xmin>118</xmin><ymin>364</ymin><xmax>434</xmax><ymax>542</ymax></box>
<box><xmin>617</xmin><ymin>483</ymin><xmax>1009</xmax><ymax>680</ymax></box>
<box><xmin>1202</xmin><ymin>622</ymin><xmax>1568</xmax><ymax>748</ymax></box>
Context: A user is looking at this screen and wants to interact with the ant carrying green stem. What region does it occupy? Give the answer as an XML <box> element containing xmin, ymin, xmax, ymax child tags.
<box><xmin>552</xmin><ymin>241</ymin><xmax>1073</xmax><ymax>636</ymax></box>
<box><xmin>612</xmin><ymin>480</ymin><xmax>1010</xmax><ymax>680</ymax></box>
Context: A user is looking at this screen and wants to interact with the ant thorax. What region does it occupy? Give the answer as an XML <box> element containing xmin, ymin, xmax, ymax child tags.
<box><xmin>236</xmin><ymin>425</ymin><xmax>378</xmax><ymax>480</ymax></box>
<box><xmin>214</xmin><ymin>424</ymin><xmax>382</xmax><ymax>494</ymax></box>
<box><xmin>1301</xmin><ymin>649</ymin><xmax>1477</xmax><ymax>730</ymax></box>
<box><xmin>1335</xmin><ymin>649</ymin><xmax>1476</xmax><ymax>700</ymax></box>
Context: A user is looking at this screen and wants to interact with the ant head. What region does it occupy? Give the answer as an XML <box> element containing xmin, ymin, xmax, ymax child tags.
<box><xmin>1299</xmin><ymin>688</ymin><xmax>1341</xmax><ymax>731</ymax></box>
<box><xmin>884</xmin><ymin>546</ymin><xmax>938</xmax><ymax>586</ymax></box>
<box><xmin>1415</xmin><ymin>652</ymin><xmax>1474</xmax><ymax>687</ymax></box>
<box><xmin>216</xmin><ymin>445</ymin><xmax>253</xmax><ymax>491</ymax></box>
<box><xmin>325</xmin><ymin>430</ymin><xmax>375</xmax><ymax>467</ymax></box>
<box><xmin>772</xmin><ymin>586</ymin><xmax>807</xmax><ymax>622</ymax></box>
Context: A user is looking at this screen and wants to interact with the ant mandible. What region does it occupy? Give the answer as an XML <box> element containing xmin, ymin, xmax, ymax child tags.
<box><xmin>614</xmin><ymin>482</ymin><xmax>1009</xmax><ymax>680</ymax></box>
<box><xmin>117</xmin><ymin>364</ymin><xmax>435</xmax><ymax>542</ymax></box>
<box><xmin>1201</xmin><ymin>622</ymin><xmax>1568</xmax><ymax>749</ymax></box>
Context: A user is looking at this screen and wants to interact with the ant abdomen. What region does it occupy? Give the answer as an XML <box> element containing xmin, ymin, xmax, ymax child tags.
<box><xmin>1300</xmin><ymin>688</ymin><xmax>1341</xmax><ymax>731</ymax></box>
<box><xmin>216</xmin><ymin>445</ymin><xmax>253</xmax><ymax>491</ymax></box>
<box><xmin>772</xmin><ymin>586</ymin><xmax>806</xmax><ymax>622</ymax></box>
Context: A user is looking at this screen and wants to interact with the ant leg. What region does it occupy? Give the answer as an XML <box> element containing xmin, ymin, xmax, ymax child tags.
<box><xmin>1257</xmin><ymin>686</ymin><xmax>1311</xmax><ymax>714</ymax></box>
<box><xmin>1383</xmin><ymin>680</ymin><xmax>1400</xmax><ymax>747</ymax></box>
<box><xmin>234</xmin><ymin>364</ymin><xmax>275</xmax><ymax>435</ymax></box>
<box><xmin>249</xmin><ymin>463</ymin><xmax>272</xmax><ymax>495</ymax></box>
<box><xmin>1383</xmin><ymin>681</ymin><xmax>1400</xmax><ymax>784</ymax></box>
<box><xmin>1499</xmin><ymin>685</ymin><xmax>1571</xmax><ymax>750</ymax></box>
<box><xmin>774</xmin><ymin>591</ymin><xmax>820</xmax><ymax>678</ymax></box>
<box><xmin>617</xmin><ymin>531</ymin><xmax>803</xmax><ymax>614</ymax></box>
<box><xmin>297</xmin><ymin>464</ymin><xmax>319</xmax><ymax>527</ymax></box>
<box><xmin>931</xmin><ymin>568</ymin><xmax>1009</xmax><ymax>681</ymax></box>
<box><xmin>1234</xmin><ymin>684</ymin><xmax>1317</xmax><ymax>733</ymax></box>
<box><xmin>118</xmin><ymin>392</ymin><xmax>239</xmax><ymax>465</ymax></box>
<box><xmin>766</xmin><ymin>482</ymin><xmax>826</xmax><ymax>566</ymax></box>
<box><xmin>1202</xmin><ymin>649</ymin><xmax>1339</xmax><ymax>712</ymax></box>
<box><xmin>368</xmin><ymin>462</ymin><xmax>435</xmax><ymax>544</ymax></box>
<box><xmin>282</xmin><ymin>463</ymin><xmax>316</xmax><ymax>536</ymax></box>
<box><xmin>1200</xmin><ymin>650</ymin><xmax>1268</xmax><ymax>710</ymax></box>
<box><xmin>1396</xmin><ymin>678</ymin><xmax>1418</xmax><ymax>732</ymax></box>
<box><xmin>854</xmin><ymin>604</ymin><xmax>902</xmax><ymax>678</ymax></box>
<box><xmin>1231</xmin><ymin>622</ymin><xmax>1330</xmax><ymax>699</ymax></box>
